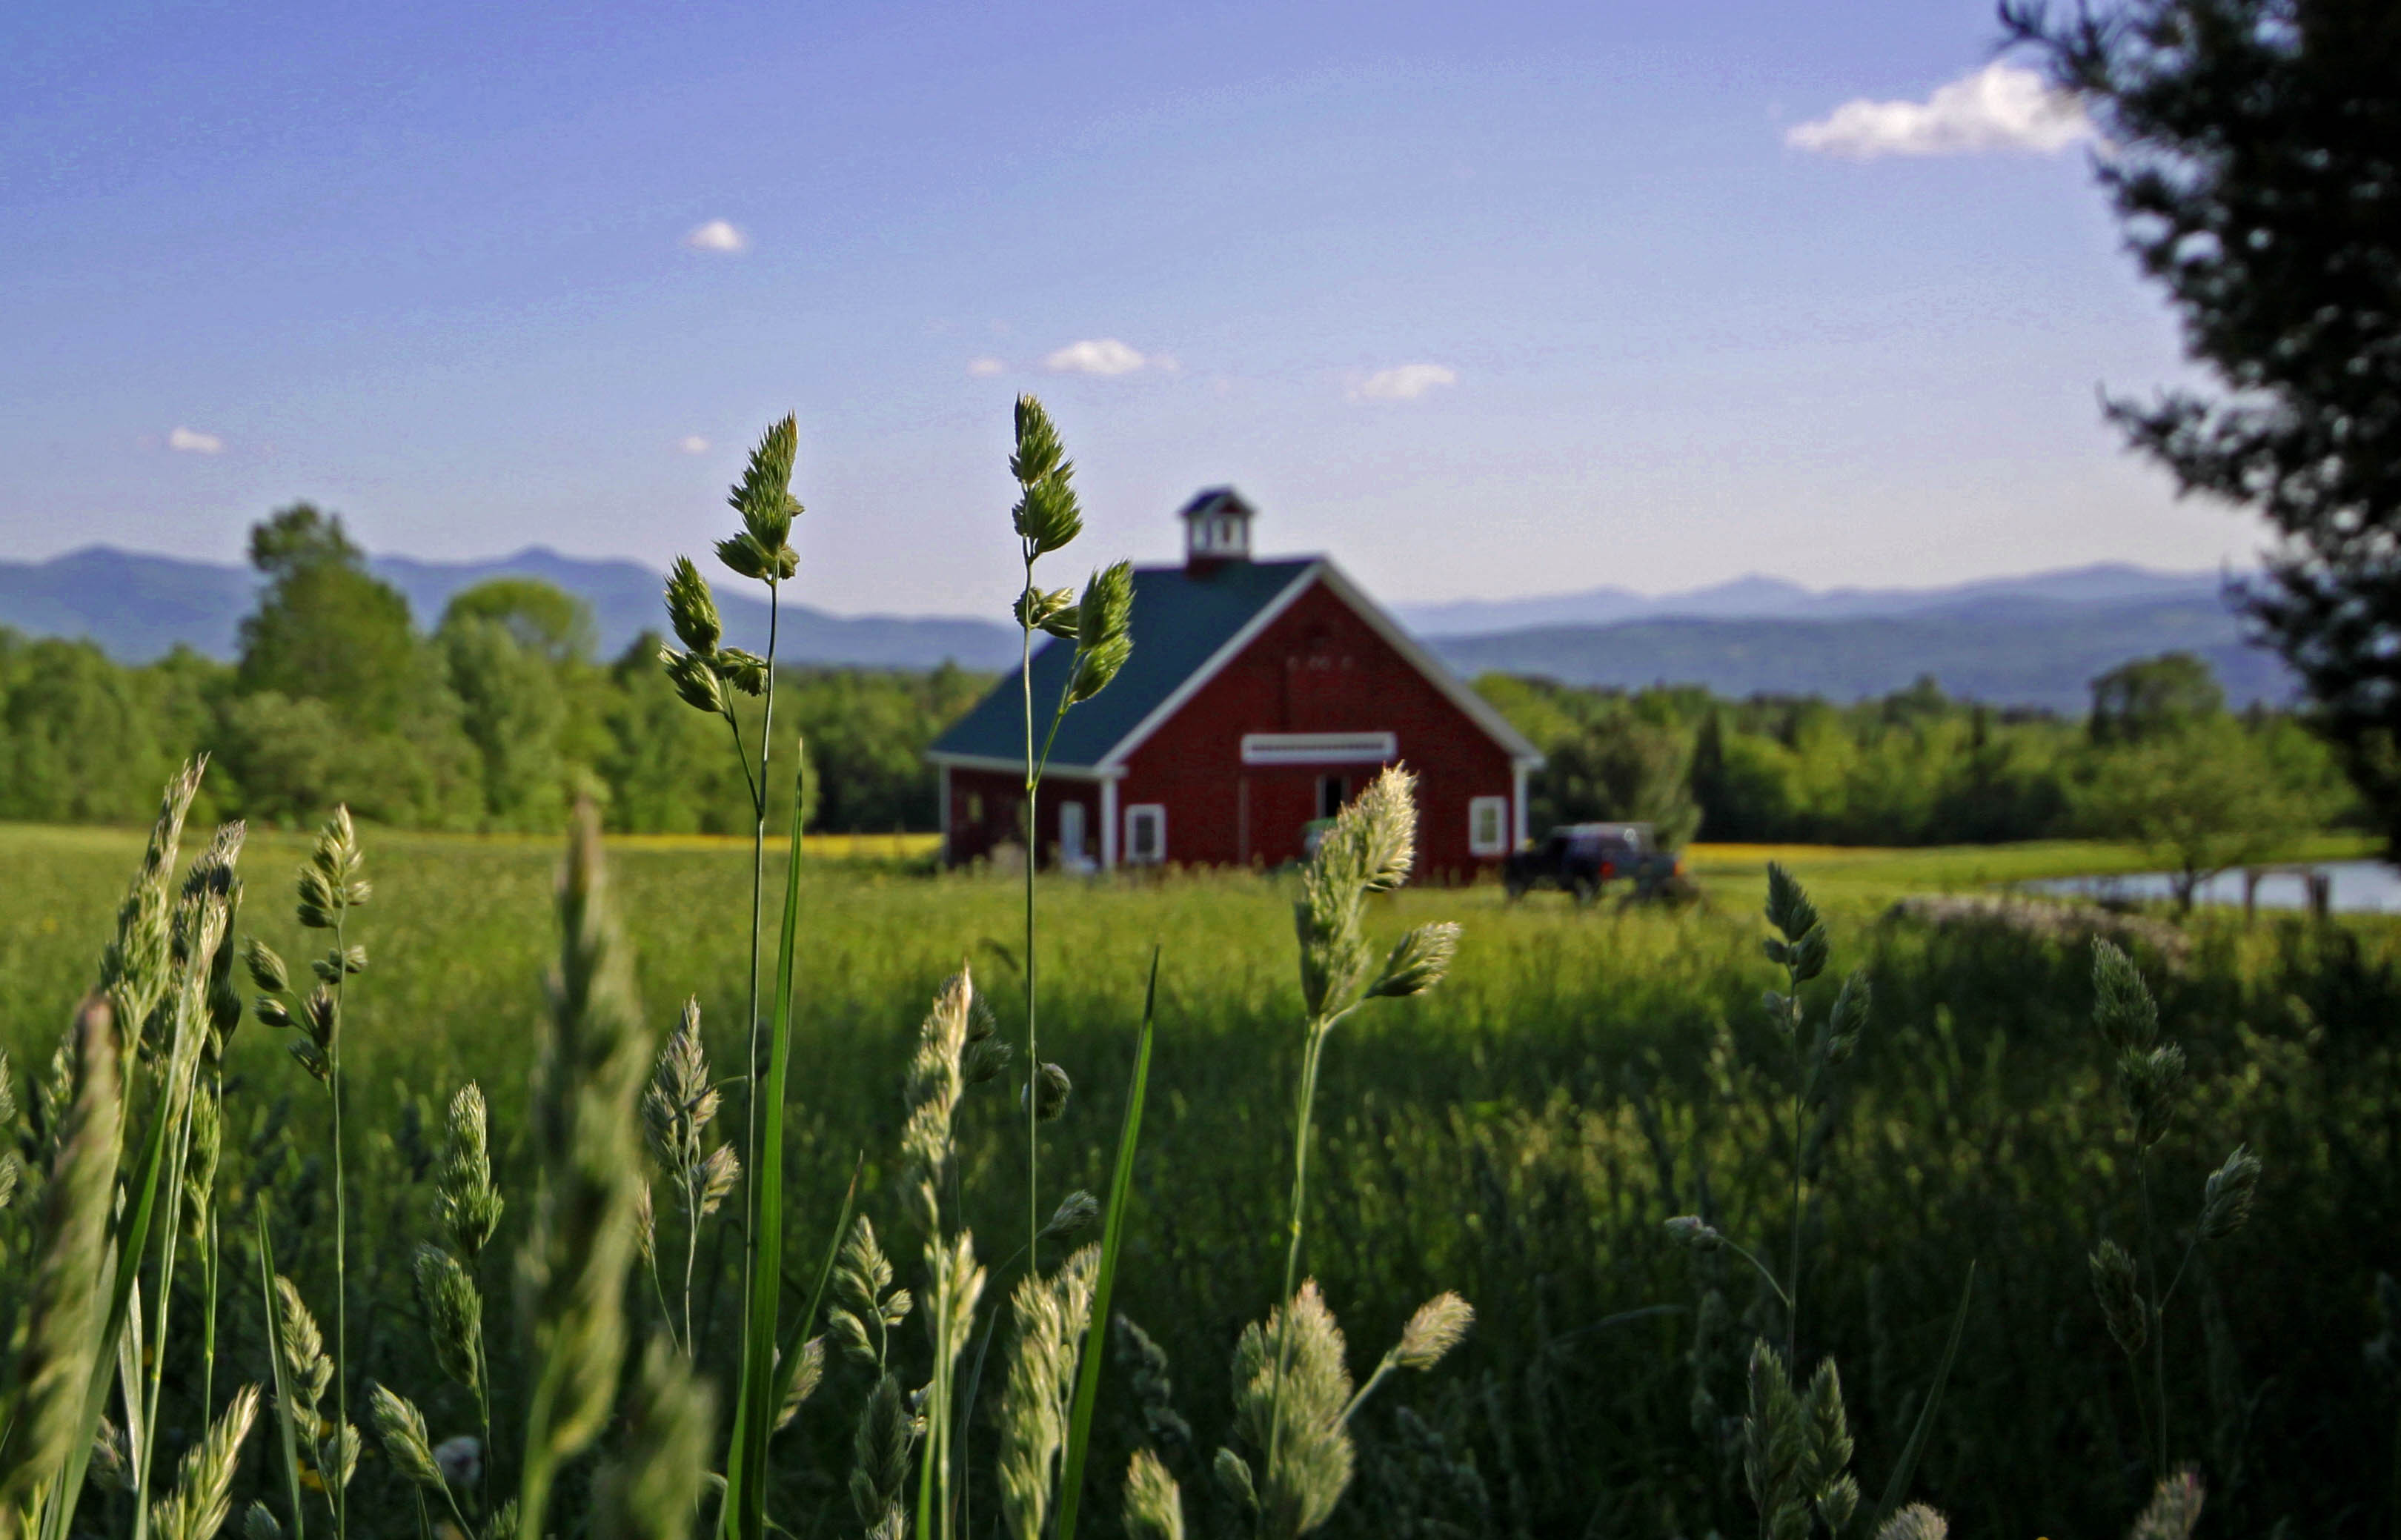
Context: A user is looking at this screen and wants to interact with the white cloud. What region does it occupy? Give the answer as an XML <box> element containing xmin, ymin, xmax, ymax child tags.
<box><xmin>1042</xmin><ymin>338</ymin><xmax>1151</xmax><ymax>376</ymax></box>
<box><xmin>683</xmin><ymin>219</ymin><xmax>748</xmax><ymax>253</ymax></box>
<box><xmin>677</xmin><ymin>435</ymin><xmax>711</xmax><ymax>454</ymax></box>
<box><xmin>966</xmin><ymin>356</ymin><xmax>1007</xmax><ymax>377</ymax></box>
<box><xmin>1352</xmin><ymin>364</ymin><xmax>1457</xmax><ymax>402</ymax></box>
<box><xmin>167</xmin><ymin>425</ymin><xmax>224</xmax><ymax>454</ymax></box>
<box><xmin>1786</xmin><ymin>62</ymin><xmax>2093</xmax><ymax>159</ymax></box>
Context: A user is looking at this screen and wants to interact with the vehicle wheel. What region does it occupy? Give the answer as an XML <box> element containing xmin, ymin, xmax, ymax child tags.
<box><xmin>1571</xmin><ymin>877</ymin><xmax>1599</xmax><ymax>906</ymax></box>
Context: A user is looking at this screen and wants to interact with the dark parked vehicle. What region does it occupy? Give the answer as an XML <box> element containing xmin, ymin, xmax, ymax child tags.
<box><xmin>1502</xmin><ymin>822</ymin><xmax>1683</xmax><ymax>903</ymax></box>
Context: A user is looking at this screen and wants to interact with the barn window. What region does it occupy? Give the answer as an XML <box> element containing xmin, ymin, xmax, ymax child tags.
<box><xmin>1316</xmin><ymin>776</ymin><xmax>1346</xmax><ymax>819</ymax></box>
<box><xmin>1469</xmin><ymin>796</ymin><xmax>1510</xmax><ymax>856</ymax></box>
<box><xmin>966</xmin><ymin>793</ymin><xmax>983</xmax><ymax>824</ymax></box>
<box><xmin>1125</xmin><ymin>804</ymin><xmax>1166</xmax><ymax>864</ymax></box>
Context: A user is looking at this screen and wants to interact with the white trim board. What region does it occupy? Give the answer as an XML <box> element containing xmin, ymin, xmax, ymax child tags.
<box><xmin>1241</xmin><ymin>731</ymin><xmax>1397</xmax><ymax>766</ymax></box>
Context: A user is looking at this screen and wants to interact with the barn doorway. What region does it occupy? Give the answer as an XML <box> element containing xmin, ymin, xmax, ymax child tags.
<box><xmin>1316</xmin><ymin>775</ymin><xmax>1347</xmax><ymax>820</ymax></box>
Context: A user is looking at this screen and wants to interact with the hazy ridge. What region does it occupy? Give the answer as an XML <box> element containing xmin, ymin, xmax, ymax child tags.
<box><xmin>0</xmin><ymin>546</ymin><xmax>2287</xmax><ymax>708</ymax></box>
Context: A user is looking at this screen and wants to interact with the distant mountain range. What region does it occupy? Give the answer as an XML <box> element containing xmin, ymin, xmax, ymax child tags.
<box><xmin>1392</xmin><ymin>562</ymin><xmax>2232</xmax><ymax>634</ymax></box>
<box><xmin>1424</xmin><ymin>593</ymin><xmax>2290</xmax><ymax>715</ymax></box>
<box><xmin>0</xmin><ymin>545</ymin><xmax>1026</xmax><ymax>671</ymax></box>
<box><xmin>0</xmin><ymin>545</ymin><xmax>2292</xmax><ymax>711</ymax></box>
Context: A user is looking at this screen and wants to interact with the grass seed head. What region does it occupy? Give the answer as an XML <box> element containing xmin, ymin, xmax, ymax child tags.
<box><xmin>1665</xmin><ymin>1215</ymin><xmax>1724</xmax><ymax>1252</ymax></box>
<box><xmin>1390</xmin><ymin>1292</ymin><xmax>1474</xmax><ymax>1372</ymax></box>
<box><xmin>773</xmin><ymin>1335</ymin><xmax>827</xmax><ymax>1432</ymax></box>
<box><xmin>243</xmin><ymin>932</ymin><xmax>290</xmax><ymax>989</ymax></box>
<box><xmin>518</xmin><ymin>801</ymin><xmax>651</xmax><ymax>1491</ymax></box>
<box><xmin>1742</xmin><ymin>1340</ymin><xmax>1808</xmax><ymax>1540</ymax></box>
<box><xmin>2128</xmin><ymin>1467</ymin><xmax>2205</xmax><ymax>1540</ymax></box>
<box><xmin>437</xmin><ymin>1082</ymin><xmax>504</xmax><ymax>1260</ymax></box>
<box><xmin>147</xmin><ymin>1382</ymin><xmax>261</xmax><ymax>1540</ymax></box>
<box><xmin>369</xmin><ymin>1382</ymin><xmax>446</xmax><ymax>1492</ymax></box>
<box><xmin>1123</xmin><ymin>1448</ymin><xmax>1187</xmax><ymax>1540</ymax></box>
<box><xmin>2119</xmin><ymin>1043</ymin><xmax>2186</xmax><ymax>1150</ymax></box>
<box><xmin>848</xmin><ymin>1373</ymin><xmax>916</xmax><ymax>1540</ymax></box>
<box><xmin>1011</xmin><ymin>395</ymin><xmax>1067</xmax><ymax>485</ymax></box>
<box><xmin>1368</xmin><ymin>923</ymin><xmax>1460</xmax><ymax>1000</ymax></box>
<box><xmin>1014</xmin><ymin>584</ymin><xmax>1080</xmax><ymax>639</ymax></box>
<box><xmin>998</xmin><ymin>1247</ymin><xmax>1103</xmax><ymax>1540</ymax></box>
<box><xmin>1232</xmin><ymin>1281</ymin><xmax>1357</xmax><ymax>1539</ymax></box>
<box><xmin>2092</xmin><ymin>938</ymin><xmax>2159</xmax><ymax>1052</ymax></box>
<box><xmin>1764</xmin><ymin>863</ymin><xmax>1819</xmax><ymax>946</ymax></box>
<box><xmin>0</xmin><ymin>998</ymin><xmax>123</xmax><ymax>1514</ymax></box>
<box><xmin>711</xmin><ymin>648</ymin><xmax>768</xmax><ymax>698</ymax></box>
<box><xmin>242</xmin><ymin>1503</ymin><xmax>282</xmax><ymax>1540</ymax></box>
<box><xmin>1069</xmin><ymin>561</ymin><xmax>1135</xmax><ymax>704</ymax></box>
<box><xmin>663</xmin><ymin>556</ymin><xmax>723</xmax><ymax>657</ymax></box>
<box><xmin>414</xmin><ymin>1244</ymin><xmax>485</xmax><ymax>1395</ymax></box>
<box><xmin>99</xmin><ymin>759</ymin><xmax>205</xmax><ymax>1036</ymax></box>
<box><xmin>658</xmin><ymin>646</ymin><xmax>727</xmax><ymax>716</ymax></box>
<box><xmin>2199</xmin><ymin>1144</ymin><xmax>2262</xmax><ymax>1240</ymax></box>
<box><xmin>1040</xmin><ymin>1189</ymin><xmax>1100</xmax><ymax>1244</ymax></box>
<box><xmin>1027</xmin><ymin>1061</ymin><xmax>1072</xmax><ymax>1123</ymax></box>
<box><xmin>729</xmin><ymin>414</ymin><xmax>801</xmax><ymax>557</ymax></box>
<box><xmin>1876</xmin><ymin>1504</ymin><xmax>1949</xmax><ymax>1540</ymax></box>
<box><xmin>2089</xmin><ymin>1239</ymin><xmax>2148</xmax><ymax>1358</ymax></box>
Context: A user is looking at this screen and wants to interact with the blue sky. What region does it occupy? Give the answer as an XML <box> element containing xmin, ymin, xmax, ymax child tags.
<box><xmin>0</xmin><ymin>0</ymin><xmax>2266</xmax><ymax>617</ymax></box>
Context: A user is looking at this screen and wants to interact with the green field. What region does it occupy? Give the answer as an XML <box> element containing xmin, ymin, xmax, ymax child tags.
<box><xmin>4</xmin><ymin>821</ymin><xmax>2395</xmax><ymax>1536</ymax></box>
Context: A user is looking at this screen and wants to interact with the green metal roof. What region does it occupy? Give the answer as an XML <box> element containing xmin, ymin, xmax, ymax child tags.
<box><xmin>929</xmin><ymin>558</ymin><xmax>1318</xmax><ymax>771</ymax></box>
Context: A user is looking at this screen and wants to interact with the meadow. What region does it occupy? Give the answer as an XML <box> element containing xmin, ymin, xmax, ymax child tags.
<box><xmin>4</xmin><ymin>817</ymin><xmax>2394</xmax><ymax>1538</ymax></box>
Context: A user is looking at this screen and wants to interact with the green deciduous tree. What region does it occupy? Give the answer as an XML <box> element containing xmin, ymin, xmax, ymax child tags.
<box><xmin>236</xmin><ymin>505</ymin><xmax>424</xmax><ymax>733</ymax></box>
<box><xmin>2079</xmin><ymin>713</ymin><xmax>2345</xmax><ymax>906</ymax></box>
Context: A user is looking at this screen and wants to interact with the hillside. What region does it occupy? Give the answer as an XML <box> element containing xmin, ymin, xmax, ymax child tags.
<box><xmin>0</xmin><ymin>545</ymin><xmax>1022</xmax><ymax>671</ymax></box>
<box><xmin>1427</xmin><ymin>592</ymin><xmax>2293</xmax><ymax>712</ymax></box>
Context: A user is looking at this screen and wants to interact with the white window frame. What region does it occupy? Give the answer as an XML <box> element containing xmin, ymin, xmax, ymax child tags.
<box><xmin>1123</xmin><ymin>804</ymin><xmax>1167</xmax><ymax>865</ymax></box>
<box><xmin>1468</xmin><ymin>795</ymin><xmax>1510</xmax><ymax>857</ymax></box>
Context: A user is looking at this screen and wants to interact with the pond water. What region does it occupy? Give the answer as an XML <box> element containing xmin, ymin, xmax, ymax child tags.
<box><xmin>2022</xmin><ymin>857</ymin><xmax>2401</xmax><ymax>914</ymax></box>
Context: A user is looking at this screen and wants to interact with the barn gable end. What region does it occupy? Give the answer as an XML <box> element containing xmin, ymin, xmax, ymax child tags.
<box><xmin>927</xmin><ymin>493</ymin><xmax>1541</xmax><ymax>876</ymax></box>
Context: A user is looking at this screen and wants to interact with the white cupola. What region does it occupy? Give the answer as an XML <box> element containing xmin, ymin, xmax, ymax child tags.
<box><xmin>1178</xmin><ymin>487</ymin><xmax>1255</xmax><ymax>574</ymax></box>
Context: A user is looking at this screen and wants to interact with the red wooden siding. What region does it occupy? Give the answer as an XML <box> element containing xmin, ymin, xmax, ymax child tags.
<box><xmin>1115</xmin><ymin>577</ymin><xmax>1515</xmax><ymax>880</ymax></box>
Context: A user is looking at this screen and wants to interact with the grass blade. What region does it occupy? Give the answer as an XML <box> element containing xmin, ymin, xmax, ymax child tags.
<box><xmin>256</xmin><ymin>1205</ymin><xmax>308</xmax><ymax>1540</ymax></box>
<box><xmin>1052</xmin><ymin>946</ymin><xmax>1162</xmax><ymax>1540</ymax></box>
<box><xmin>727</xmin><ymin>763</ymin><xmax>809</xmax><ymax>1540</ymax></box>
<box><xmin>768</xmin><ymin>1155</ymin><xmax>860</xmax><ymax>1423</ymax></box>
<box><xmin>1873</xmin><ymin>1260</ymin><xmax>1976</xmax><ymax>1530</ymax></box>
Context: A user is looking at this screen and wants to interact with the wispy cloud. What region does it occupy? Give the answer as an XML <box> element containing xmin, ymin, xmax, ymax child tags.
<box><xmin>1786</xmin><ymin>62</ymin><xmax>2093</xmax><ymax>159</ymax></box>
<box><xmin>1352</xmin><ymin>364</ymin><xmax>1457</xmax><ymax>402</ymax></box>
<box><xmin>683</xmin><ymin>219</ymin><xmax>748</xmax><ymax>253</ymax></box>
<box><xmin>966</xmin><ymin>356</ymin><xmax>1007</xmax><ymax>377</ymax></box>
<box><xmin>677</xmin><ymin>435</ymin><xmax>710</xmax><ymax>454</ymax></box>
<box><xmin>1042</xmin><ymin>338</ymin><xmax>1152</xmax><ymax>376</ymax></box>
<box><xmin>167</xmin><ymin>425</ymin><xmax>224</xmax><ymax>454</ymax></box>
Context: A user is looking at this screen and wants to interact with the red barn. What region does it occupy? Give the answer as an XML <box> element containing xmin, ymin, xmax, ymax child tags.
<box><xmin>928</xmin><ymin>489</ymin><xmax>1542</xmax><ymax>878</ymax></box>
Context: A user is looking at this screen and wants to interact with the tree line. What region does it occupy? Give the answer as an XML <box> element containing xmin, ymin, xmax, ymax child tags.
<box><xmin>0</xmin><ymin>505</ymin><xmax>989</xmax><ymax>835</ymax></box>
<box><xmin>1479</xmin><ymin>650</ymin><xmax>2350</xmax><ymax>871</ymax></box>
<box><xmin>0</xmin><ymin>505</ymin><xmax>2353</xmax><ymax>863</ymax></box>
